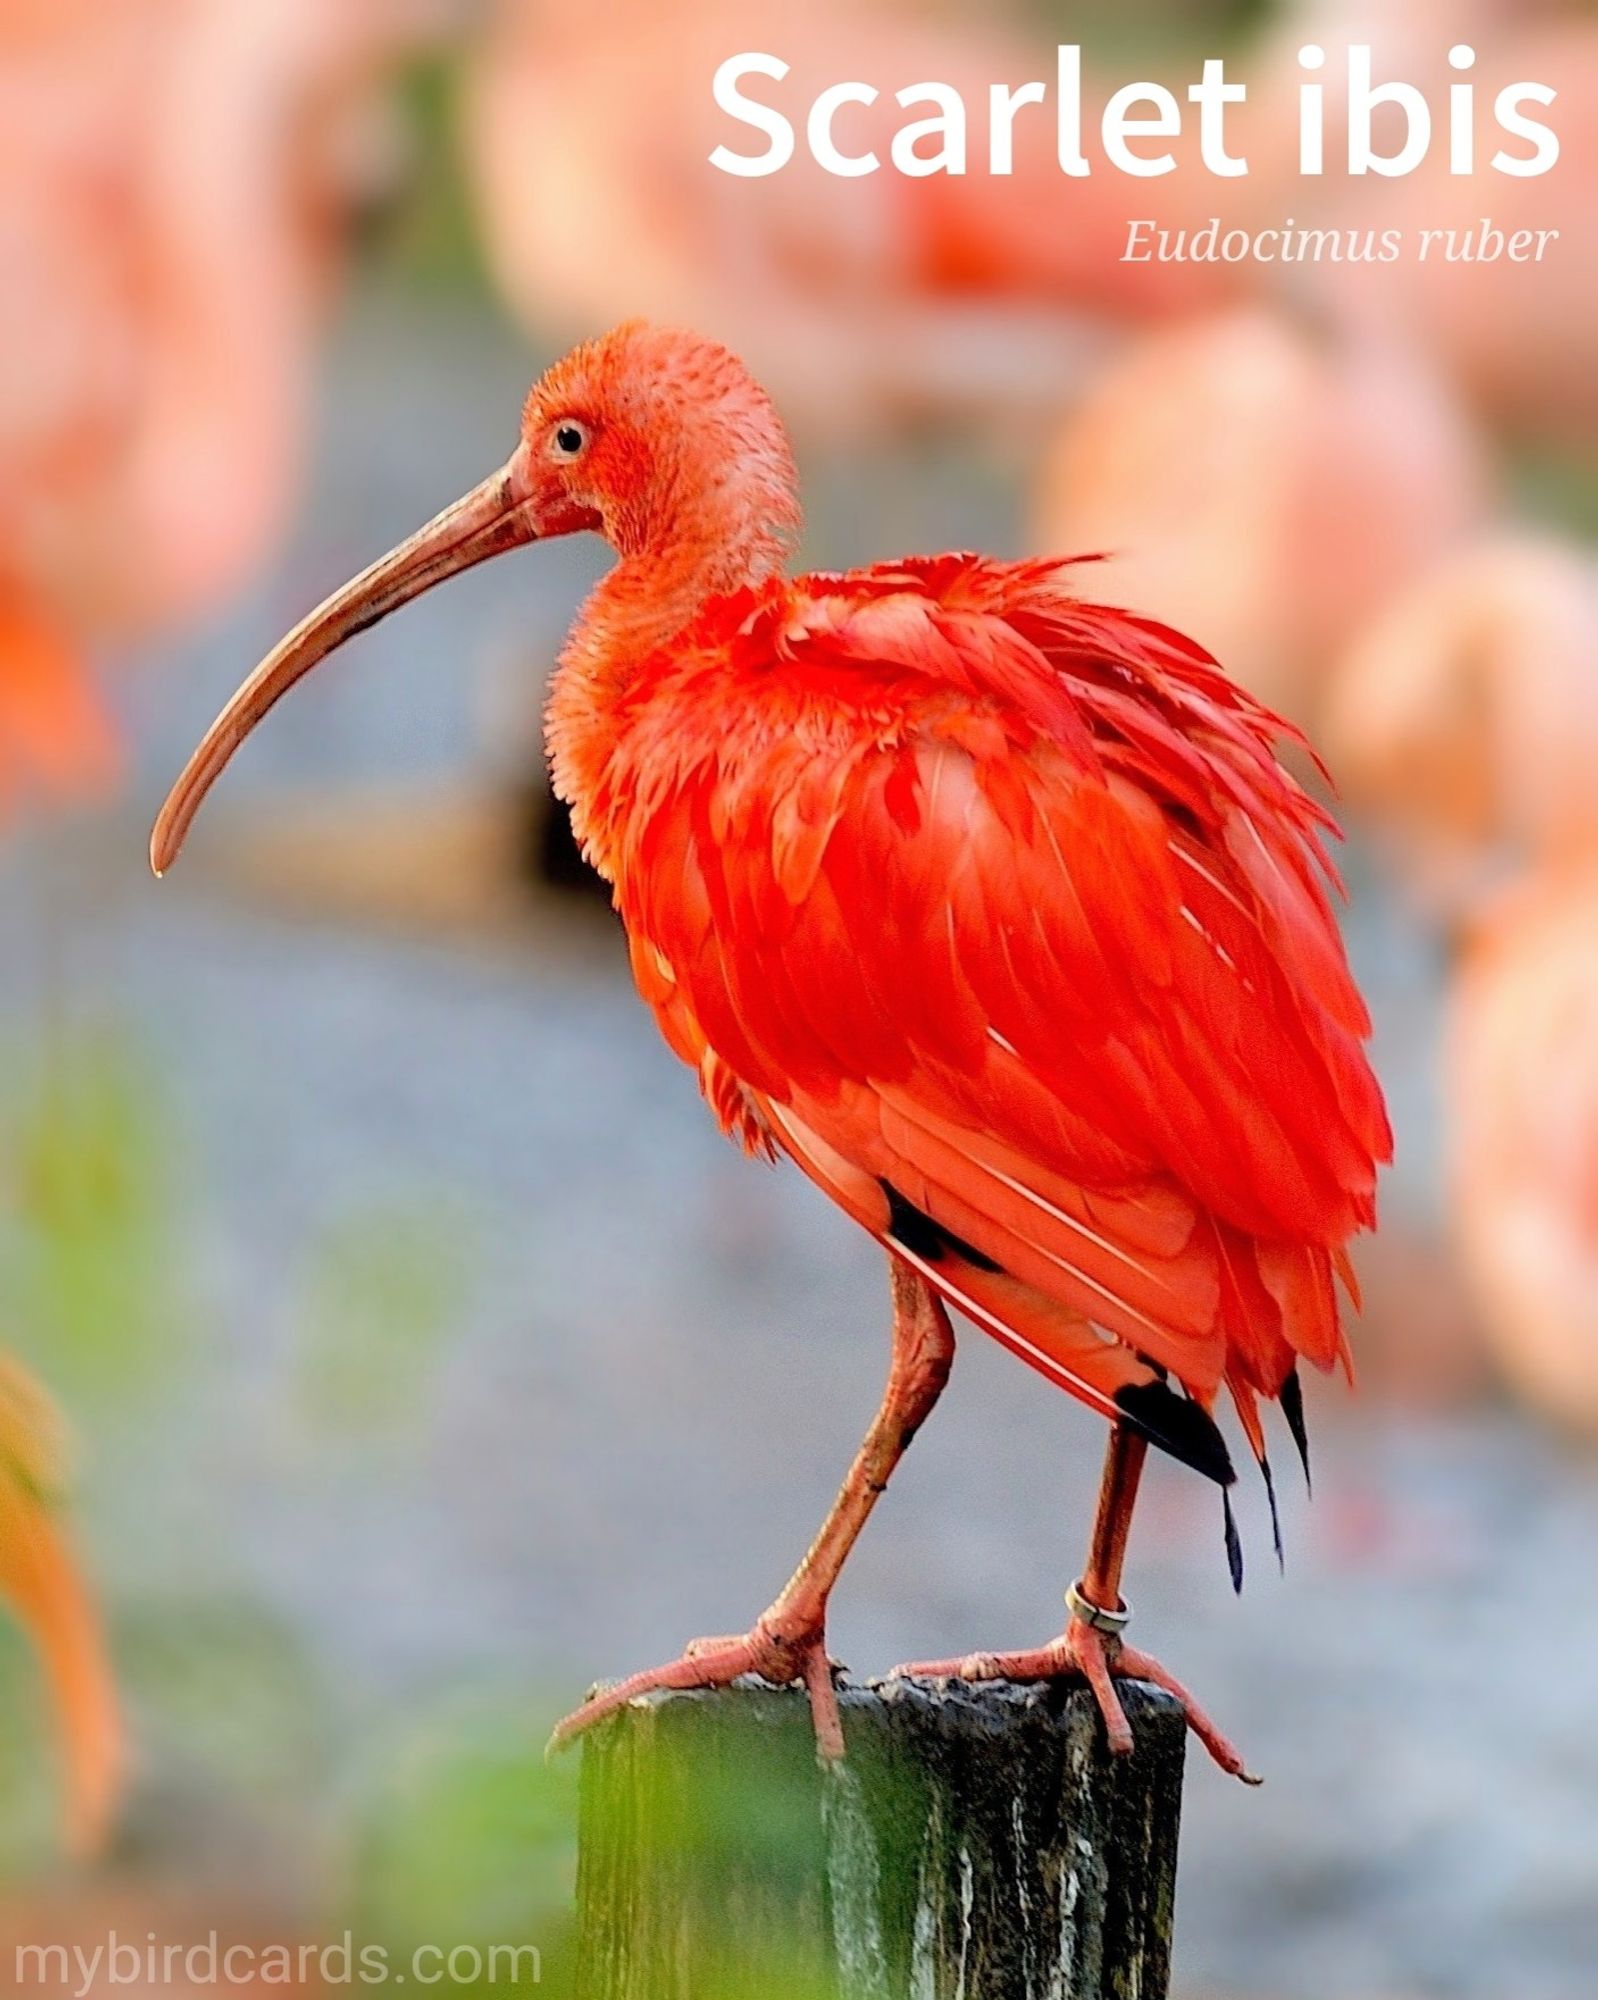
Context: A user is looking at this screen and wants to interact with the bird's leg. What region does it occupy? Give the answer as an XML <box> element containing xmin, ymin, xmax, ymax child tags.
<box><xmin>892</xmin><ymin>1421</ymin><xmax>1259</xmax><ymax>1784</ymax></box>
<box><xmin>548</xmin><ymin>1259</ymin><xmax>955</xmax><ymax>1762</ymax></box>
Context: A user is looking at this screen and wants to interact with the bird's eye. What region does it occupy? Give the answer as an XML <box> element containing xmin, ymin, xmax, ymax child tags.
<box><xmin>551</xmin><ymin>421</ymin><xmax>589</xmax><ymax>461</ymax></box>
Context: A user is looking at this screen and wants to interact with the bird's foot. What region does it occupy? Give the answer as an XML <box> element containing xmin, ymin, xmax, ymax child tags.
<box><xmin>890</xmin><ymin>1610</ymin><xmax>1259</xmax><ymax>1785</ymax></box>
<box><xmin>547</xmin><ymin>1611</ymin><xmax>845</xmax><ymax>1763</ymax></box>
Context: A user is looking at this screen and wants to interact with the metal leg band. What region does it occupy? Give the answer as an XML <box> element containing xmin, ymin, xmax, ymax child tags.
<box><xmin>1065</xmin><ymin>1578</ymin><xmax>1132</xmax><ymax>1636</ymax></box>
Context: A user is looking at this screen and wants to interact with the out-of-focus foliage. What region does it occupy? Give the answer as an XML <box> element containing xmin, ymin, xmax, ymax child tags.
<box><xmin>347</xmin><ymin>1695</ymin><xmax>580</xmax><ymax>1993</ymax></box>
<box><xmin>0</xmin><ymin>1033</ymin><xmax>191</xmax><ymax>1403</ymax></box>
<box><xmin>116</xmin><ymin>1597</ymin><xmax>333</xmax><ymax>1827</ymax></box>
<box><xmin>363</xmin><ymin>55</ymin><xmax>490</xmax><ymax>296</ymax></box>
<box><xmin>292</xmin><ymin>1200</ymin><xmax>476</xmax><ymax>1436</ymax></box>
<box><xmin>0</xmin><ymin>1624</ymin><xmax>74</xmax><ymax>1871</ymax></box>
<box><xmin>1035</xmin><ymin>0</ymin><xmax>1276</xmax><ymax>60</ymax></box>
<box><xmin>1514</xmin><ymin>443</ymin><xmax>1598</xmax><ymax>543</ymax></box>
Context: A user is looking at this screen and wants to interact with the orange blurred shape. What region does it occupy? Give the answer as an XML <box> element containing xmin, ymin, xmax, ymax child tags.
<box><xmin>0</xmin><ymin>0</ymin><xmax>430</xmax><ymax>646</ymax></box>
<box><xmin>1449</xmin><ymin>867</ymin><xmax>1598</xmax><ymax>1435</ymax></box>
<box><xmin>1031</xmin><ymin>308</ymin><xmax>1490</xmax><ymax>732</ymax></box>
<box><xmin>1325</xmin><ymin>536</ymin><xmax>1598</xmax><ymax>911</ymax></box>
<box><xmin>0</xmin><ymin>1354</ymin><xmax>122</xmax><ymax>1857</ymax></box>
<box><xmin>465</xmin><ymin>0</ymin><xmax>1244</xmax><ymax>441</ymax></box>
<box><xmin>0</xmin><ymin>585</ymin><xmax>120</xmax><ymax>831</ymax></box>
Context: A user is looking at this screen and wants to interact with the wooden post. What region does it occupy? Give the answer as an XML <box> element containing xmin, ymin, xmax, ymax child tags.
<box><xmin>575</xmin><ymin>1676</ymin><xmax>1185</xmax><ymax>2000</ymax></box>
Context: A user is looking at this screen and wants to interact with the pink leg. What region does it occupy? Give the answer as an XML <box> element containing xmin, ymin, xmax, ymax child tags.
<box><xmin>893</xmin><ymin>1424</ymin><xmax>1259</xmax><ymax>1784</ymax></box>
<box><xmin>549</xmin><ymin>1259</ymin><xmax>955</xmax><ymax>1763</ymax></box>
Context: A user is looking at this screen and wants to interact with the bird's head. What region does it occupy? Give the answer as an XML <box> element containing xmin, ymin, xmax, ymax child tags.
<box><xmin>518</xmin><ymin>321</ymin><xmax>800</xmax><ymax>567</ymax></box>
<box><xmin>150</xmin><ymin>322</ymin><xmax>798</xmax><ymax>876</ymax></box>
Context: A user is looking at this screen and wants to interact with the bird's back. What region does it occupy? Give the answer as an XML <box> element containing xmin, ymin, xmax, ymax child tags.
<box><xmin>584</xmin><ymin>553</ymin><xmax>1392</xmax><ymax>1476</ymax></box>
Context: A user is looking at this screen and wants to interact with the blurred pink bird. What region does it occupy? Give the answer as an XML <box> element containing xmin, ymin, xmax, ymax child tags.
<box><xmin>1325</xmin><ymin>536</ymin><xmax>1598</xmax><ymax>913</ymax></box>
<box><xmin>0</xmin><ymin>0</ymin><xmax>436</xmax><ymax>1858</ymax></box>
<box><xmin>1244</xmin><ymin>1</ymin><xmax>1598</xmax><ymax>442</ymax></box>
<box><xmin>1375</xmin><ymin>18</ymin><xmax>1598</xmax><ymax>444</ymax></box>
<box><xmin>465</xmin><ymin>0</ymin><xmax>1245</xmax><ymax>442</ymax></box>
<box><xmin>1030</xmin><ymin>309</ymin><xmax>1490</xmax><ymax>735</ymax></box>
<box><xmin>0</xmin><ymin>0</ymin><xmax>431</xmax><ymax>650</ymax></box>
<box><xmin>1449</xmin><ymin>868</ymin><xmax>1598</xmax><ymax>1434</ymax></box>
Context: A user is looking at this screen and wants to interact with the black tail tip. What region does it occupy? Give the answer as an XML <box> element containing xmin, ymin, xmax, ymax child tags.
<box><xmin>1279</xmin><ymin>1368</ymin><xmax>1313</xmax><ymax>1494</ymax></box>
<box><xmin>1223</xmin><ymin>1488</ymin><xmax>1244</xmax><ymax>1594</ymax></box>
<box><xmin>1261</xmin><ymin>1456</ymin><xmax>1285</xmax><ymax>1572</ymax></box>
<box><xmin>1114</xmin><ymin>1380</ymin><xmax>1236</xmax><ymax>1487</ymax></box>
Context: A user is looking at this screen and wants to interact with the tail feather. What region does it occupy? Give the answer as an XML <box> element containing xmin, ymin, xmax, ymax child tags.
<box><xmin>1278</xmin><ymin>1367</ymin><xmax>1313</xmax><ymax>1494</ymax></box>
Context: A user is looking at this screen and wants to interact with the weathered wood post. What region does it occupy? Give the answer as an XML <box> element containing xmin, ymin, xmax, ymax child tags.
<box><xmin>575</xmin><ymin>1676</ymin><xmax>1185</xmax><ymax>2000</ymax></box>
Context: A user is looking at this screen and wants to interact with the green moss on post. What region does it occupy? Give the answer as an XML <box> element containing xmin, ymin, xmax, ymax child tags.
<box><xmin>575</xmin><ymin>1677</ymin><xmax>1185</xmax><ymax>1999</ymax></box>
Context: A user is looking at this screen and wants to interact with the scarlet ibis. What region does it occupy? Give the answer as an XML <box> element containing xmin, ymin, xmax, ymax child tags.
<box><xmin>152</xmin><ymin>323</ymin><xmax>1391</xmax><ymax>1777</ymax></box>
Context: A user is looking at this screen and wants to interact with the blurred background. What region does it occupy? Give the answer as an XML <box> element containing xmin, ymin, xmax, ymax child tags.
<box><xmin>1</xmin><ymin>0</ymin><xmax>1594</xmax><ymax>1994</ymax></box>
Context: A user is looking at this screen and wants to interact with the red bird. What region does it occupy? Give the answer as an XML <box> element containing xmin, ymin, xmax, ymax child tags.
<box><xmin>153</xmin><ymin>324</ymin><xmax>1391</xmax><ymax>1779</ymax></box>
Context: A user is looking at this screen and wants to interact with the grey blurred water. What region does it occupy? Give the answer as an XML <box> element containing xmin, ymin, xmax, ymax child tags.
<box><xmin>9</xmin><ymin>288</ymin><xmax>1597</xmax><ymax>1998</ymax></box>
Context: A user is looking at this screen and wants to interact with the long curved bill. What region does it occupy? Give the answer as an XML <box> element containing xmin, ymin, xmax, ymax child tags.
<box><xmin>150</xmin><ymin>460</ymin><xmax>538</xmax><ymax>877</ymax></box>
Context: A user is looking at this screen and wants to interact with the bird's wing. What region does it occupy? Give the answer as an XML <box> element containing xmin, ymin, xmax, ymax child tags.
<box><xmin>618</xmin><ymin>559</ymin><xmax>1390</xmax><ymax>1461</ymax></box>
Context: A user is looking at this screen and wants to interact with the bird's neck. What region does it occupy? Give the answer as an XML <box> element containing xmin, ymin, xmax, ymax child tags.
<box><xmin>545</xmin><ymin>536</ymin><xmax>775</xmax><ymax>883</ymax></box>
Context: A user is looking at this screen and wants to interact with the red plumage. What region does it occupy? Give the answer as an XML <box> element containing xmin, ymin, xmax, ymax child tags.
<box><xmin>566</xmin><ymin>551</ymin><xmax>1390</xmax><ymax>1479</ymax></box>
<box><xmin>153</xmin><ymin>321</ymin><xmax>1395</xmax><ymax>1774</ymax></box>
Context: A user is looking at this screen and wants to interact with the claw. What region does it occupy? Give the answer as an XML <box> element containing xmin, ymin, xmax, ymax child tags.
<box><xmin>548</xmin><ymin>1623</ymin><xmax>844</xmax><ymax>1765</ymax></box>
<box><xmin>892</xmin><ymin>1618</ymin><xmax>1255</xmax><ymax>1783</ymax></box>
<box><xmin>1116</xmin><ymin>1639</ymin><xmax>1260</xmax><ymax>1783</ymax></box>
